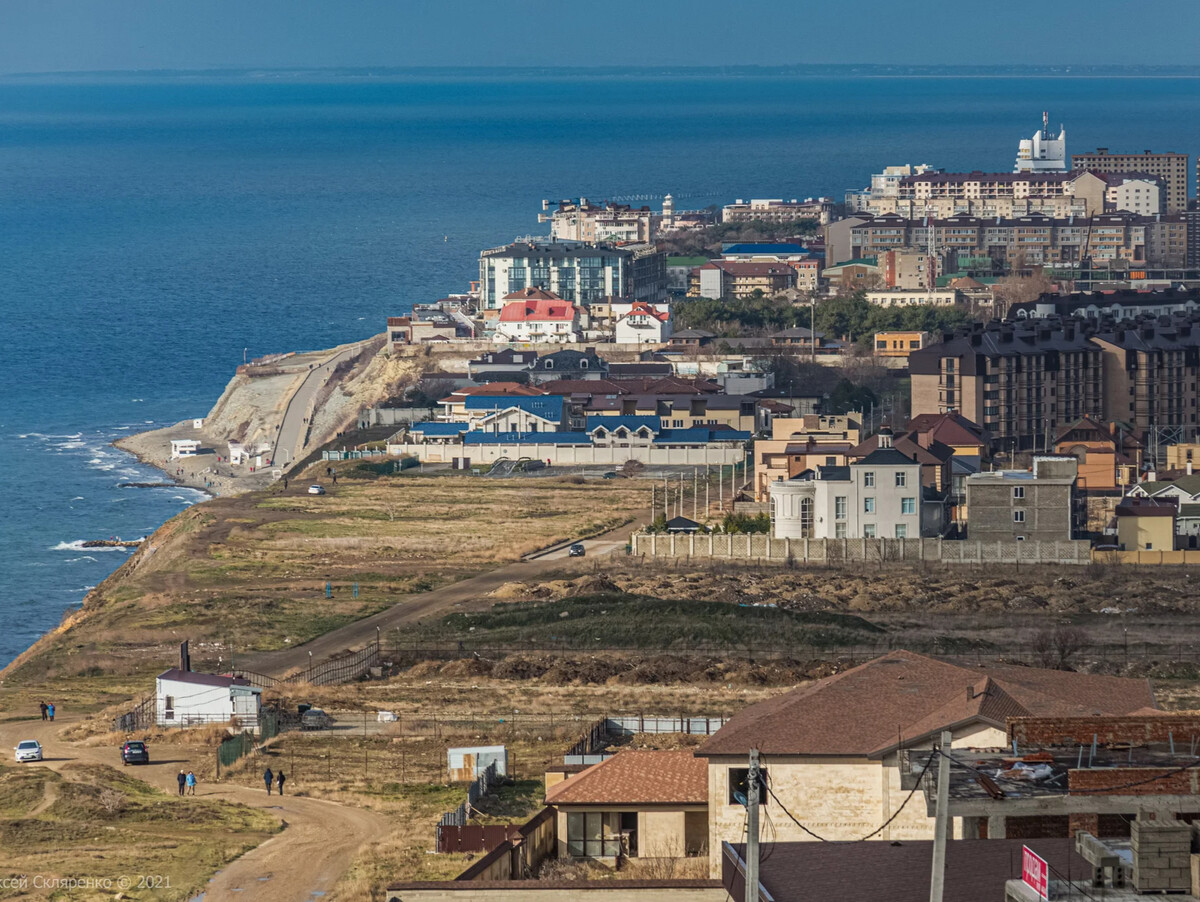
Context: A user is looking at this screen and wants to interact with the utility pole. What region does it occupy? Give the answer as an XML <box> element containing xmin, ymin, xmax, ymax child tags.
<box><xmin>745</xmin><ymin>748</ymin><xmax>760</xmax><ymax>902</ymax></box>
<box><xmin>693</xmin><ymin>468</ymin><xmax>698</xmax><ymax>520</ymax></box>
<box><xmin>929</xmin><ymin>730</ymin><xmax>952</xmax><ymax>902</ymax></box>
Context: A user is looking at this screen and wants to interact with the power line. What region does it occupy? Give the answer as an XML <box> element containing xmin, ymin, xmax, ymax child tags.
<box><xmin>760</xmin><ymin>748</ymin><xmax>936</xmax><ymax>843</ymax></box>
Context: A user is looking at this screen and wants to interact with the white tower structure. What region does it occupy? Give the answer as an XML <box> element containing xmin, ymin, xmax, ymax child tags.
<box><xmin>661</xmin><ymin>193</ymin><xmax>675</xmax><ymax>230</ymax></box>
<box><xmin>1015</xmin><ymin>112</ymin><xmax>1066</xmax><ymax>173</ymax></box>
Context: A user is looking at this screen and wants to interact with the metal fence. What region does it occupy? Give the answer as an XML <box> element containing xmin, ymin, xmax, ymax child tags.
<box><xmin>437</xmin><ymin>761</ymin><xmax>499</xmax><ymax>829</ymax></box>
<box><xmin>216</xmin><ymin>731</ymin><xmax>257</xmax><ymax>773</ymax></box>
<box><xmin>280</xmin><ymin>641</ymin><xmax>382</xmax><ymax>686</ymax></box>
<box><xmin>112</xmin><ymin>695</ymin><xmax>155</xmax><ymax>732</ymax></box>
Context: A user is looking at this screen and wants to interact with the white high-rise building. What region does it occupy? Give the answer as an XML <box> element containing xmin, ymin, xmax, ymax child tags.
<box><xmin>1015</xmin><ymin>112</ymin><xmax>1067</xmax><ymax>173</ymax></box>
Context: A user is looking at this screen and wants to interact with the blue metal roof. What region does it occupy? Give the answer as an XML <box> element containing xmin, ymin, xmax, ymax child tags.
<box><xmin>585</xmin><ymin>415</ymin><xmax>660</xmax><ymax>434</ymax></box>
<box><xmin>653</xmin><ymin>428</ymin><xmax>751</xmax><ymax>445</ymax></box>
<box><xmin>722</xmin><ymin>243</ymin><xmax>808</xmax><ymax>255</ymax></box>
<box><xmin>409</xmin><ymin>422</ymin><xmax>469</xmax><ymax>436</ymax></box>
<box><xmin>463</xmin><ymin>395</ymin><xmax>564</xmax><ymax>423</ymax></box>
<box><xmin>462</xmin><ymin>431</ymin><xmax>593</xmax><ymax>445</ymax></box>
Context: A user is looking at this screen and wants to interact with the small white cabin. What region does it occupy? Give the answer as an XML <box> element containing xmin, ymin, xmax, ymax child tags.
<box><xmin>156</xmin><ymin>668</ymin><xmax>262</xmax><ymax>730</ymax></box>
<box><xmin>170</xmin><ymin>439</ymin><xmax>201</xmax><ymax>460</ymax></box>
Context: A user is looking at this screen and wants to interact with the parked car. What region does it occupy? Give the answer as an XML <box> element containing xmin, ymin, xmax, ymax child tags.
<box><xmin>376</xmin><ymin>710</ymin><xmax>398</xmax><ymax>723</ymax></box>
<box><xmin>14</xmin><ymin>740</ymin><xmax>43</xmax><ymax>763</ymax></box>
<box><xmin>568</xmin><ymin>543</ymin><xmax>586</xmax><ymax>557</ymax></box>
<box><xmin>601</xmin><ymin>471</ymin><xmax>618</xmax><ymax>479</ymax></box>
<box><xmin>308</xmin><ymin>484</ymin><xmax>326</xmax><ymax>495</ymax></box>
<box><xmin>120</xmin><ymin>740</ymin><xmax>150</xmax><ymax>766</ymax></box>
<box><xmin>301</xmin><ymin>708</ymin><xmax>334</xmax><ymax>730</ymax></box>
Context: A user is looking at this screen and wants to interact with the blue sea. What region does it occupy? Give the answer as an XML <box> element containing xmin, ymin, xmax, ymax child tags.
<box><xmin>3</xmin><ymin>72</ymin><xmax>1200</xmax><ymax>667</ymax></box>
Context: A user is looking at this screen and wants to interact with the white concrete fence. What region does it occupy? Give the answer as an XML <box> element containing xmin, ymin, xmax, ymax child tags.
<box><xmin>631</xmin><ymin>533</ymin><xmax>1094</xmax><ymax>565</ymax></box>
<box><xmin>389</xmin><ymin>441</ymin><xmax>746</xmax><ymax>467</ymax></box>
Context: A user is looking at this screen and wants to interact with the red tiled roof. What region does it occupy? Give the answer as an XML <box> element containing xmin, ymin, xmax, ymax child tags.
<box><xmin>619</xmin><ymin>300</ymin><xmax>670</xmax><ymax>323</ymax></box>
<box><xmin>696</xmin><ymin>650</ymin><xmax>1156</xmax><ymax>759</ymax></box>
<box><xmin>499</xmin><ymin>298</ymin><xmax>580</xmax><ymax>322</ymax></box>
<box><xmin>545</xmin><ymin>750</ymin><xmax>708</xmax><ymax>806</ymax></box>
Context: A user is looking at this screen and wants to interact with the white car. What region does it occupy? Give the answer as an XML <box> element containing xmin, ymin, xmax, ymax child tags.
<box><xmin>14</xmin><ymin>740</ymin><xmax>43</xmax><ymax>762</ymax></box>
<box><xmin>308</xmin><ymin>484</ymin><xmax>326</xmax><ymax>495</ymax></box>
<box><xmin>377</xmin><ymin>710</ymin><xmax>398</xmax><ymax>723</ymax></box>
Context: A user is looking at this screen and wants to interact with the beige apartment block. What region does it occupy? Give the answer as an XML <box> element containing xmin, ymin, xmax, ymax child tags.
<box><xmin>1073</xmin><ymin>148</ymin><xmax>1189</xmax><ymax>213</ymax></box>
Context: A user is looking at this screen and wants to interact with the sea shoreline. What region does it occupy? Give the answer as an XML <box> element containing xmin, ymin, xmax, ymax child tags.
<box><xmin>113</xmin><ymin>421</ymin><xmax>277</xmax><ymax>499</ymax></box>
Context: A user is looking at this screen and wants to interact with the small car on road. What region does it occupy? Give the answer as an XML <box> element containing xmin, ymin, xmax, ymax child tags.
<box><xmin>601</xmin><ymin>471</ymin><xmax>618</xmax><ymax>479</ymax></box>
<box><xmin>308</xmin><ymin>484</ymin><xmax>326</xmax><ymax>495</ymax></box>
<box><xmin>301</xmin><ymin>708</ymin><xmax>335</xmax><ymax>730</ymax></box>
<box><xmin>120</xmin><ymin>740</ymin><xmax>150</xmax><ymax>766</ymax></box>
<box><xmin>568</xmin><ymin>543</ymin><xmax>586</xmax><ymax>557</ymax></box>
<box><xmin>14</xmin><ymin>740</ymin><xmax>43</xmax><ymax>763</ymax></box>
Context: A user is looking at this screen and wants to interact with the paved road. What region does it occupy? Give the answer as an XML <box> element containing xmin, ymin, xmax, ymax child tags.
<box><xmin>276</xmin><ymin>344</ymin><xmax>363</xmax><ymax>471</ymax></box>
<box><xmin>240</xmin><ymin>517</ymin><xmax>644</xmax><ymax>678</ymax></box>
<box><xmin>0</xmin><ymin>716</ymin><xmax>388</xmax><ymax>902</ymax></box>
<box><xmin>528</xmin><ymin>536</ymin><xmax>630</xmax><ymax>561</ymax></box>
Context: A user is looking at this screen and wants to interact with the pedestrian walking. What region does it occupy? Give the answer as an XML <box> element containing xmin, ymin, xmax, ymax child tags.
<box><xmin>186</xmin><ymin>771</ymin><xmax>197</xmax><ymax>795</ymax></box>
<box><xmin>177</xmin><ymin>771</ymin><xmax>187</xmax><ymax>796</ymax></box>
<box><xmin>276</xmin><ymin>770</ymin><xmax>286</xmax><ymax>796</ymax></box>
<box><xmin>47</xmin><ymin>703</ymin><xmax>55</xmax><ymax>722</ymax></box>
<box><xmin>264</xmin><ymin>767</ymin><xmax>274</xmax><ymax>795</ymax></box>
<box><xmin>283</xmin><ymin>478</ymin><xmax>288</xmax><ymax>490</ymax></box>
<box><xmin>39</xmin><ymin>701</ymin><xmax>47</xmax><ymax>721</ymax></box>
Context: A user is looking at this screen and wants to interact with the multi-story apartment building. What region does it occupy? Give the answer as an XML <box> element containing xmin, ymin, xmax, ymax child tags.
<box><xmin>845</xmin><ymin>163</ymin><xmax>939</xmax><ymax>213</ymax></box>
<box><xmin>479</xmin><ymin>241</ymin><xmax>666</xmax><ymax>309</ymax></box>
<box><xmin>910</xmin><ymin>320</ymin><xmax>1105</xmax><ymax>451</ymax></box>
<box><xmin>911</xmin><ymin>310</ymin><xmax>1200</xmax><ymax>450</ymax></box>
<box><xmin>1072</xmin><ymin>149</ymin><xmax>1189</xmax><ymax>213</ymax></box>
<box><xmin>881</xmin><ymin>248</ymin><xmax>937</xmax><ymax>289</ymax></box>
<box><xmin>865</xmin><ymin>288</ymin><xmax>961</xmax><ymax>308</ymax></box>
<box><xmin>721</xmin><ymin>197</ymin><xmax>834</xmax><ymax>226</ymax></box>
<box><xmin>1092</xmin><ymin>319</ymin><xmax>1200</xmax><ymax>435</ymax></box>
<box><xmin>873</xmin><ymin>170</ymin><xmax>1108</xmax><ymax>220</ymax></box>
<box><xmin>1104</xmin><ymin>174</ymin><xmax>1165</xmax><ymax>216</ymax></box>
<box><xmin>828</xmin><ymin>212</ymin><xmax>1189</xmax><ymax>270</ymax></box>
<box><xmin>542</xmin><ymin>199</ymin><xmax>659</xmax><ymax>243</ymax></box>
<box><xmin>696</xmin><ymin>260</ymin><xmax>797</xmax><ymax>299</ymax></box>
<box><xmin>1008</xmin><ymin>287</ymin><xmax>1200</xmax><ymax>322</ymax></box>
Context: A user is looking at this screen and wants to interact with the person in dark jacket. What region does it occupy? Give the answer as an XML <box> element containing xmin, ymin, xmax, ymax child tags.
<box><xmin>177</xmin><ymin>770</ymin><xmax>187</xmax><ymax>796</ymax></box>
<box><xmin>264</xmin><ymin>767</ymin><xmax>274</xmax><ymax>794</ymax></box>
<box><xmin>276</xmin><ymin>770</ymin><xmax>286</xmax><ymax>795</ymax></box>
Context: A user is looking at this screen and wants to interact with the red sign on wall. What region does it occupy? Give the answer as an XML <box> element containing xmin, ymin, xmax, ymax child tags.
<box><xmin>1022</xmin><ymin>845</ymin><xmax>1049</xmax><ymax>899</ymax></box>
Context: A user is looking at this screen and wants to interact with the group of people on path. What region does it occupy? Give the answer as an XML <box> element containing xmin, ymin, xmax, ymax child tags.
<box><xmin>176</xmin><ymin>770</ymin><xmax>197</xmax><ymax>795</ymax></box>
<box><xmin>38</xmin><ymin>701</ymin><xmax>55</xmax><ymax>721</ymax></box>
<box><xmin>263</xmin><ymin>767</ymin><xmax>286</xmax><ymax>795</ymax></box>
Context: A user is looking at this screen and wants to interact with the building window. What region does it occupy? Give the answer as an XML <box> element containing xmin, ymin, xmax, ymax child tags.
<box><xmin>895</xmin><ymin>471</ymin><xmax>907</xmax><ymax>488</ymax></box>
<box><xmin>835</xmin><ymin>497</ymin><xmax>847</xmax><ymax>520</ymax></box>
<box><xmin>901</xmin><ymin>498</ymin><xmax>916</xmax><ymax>515</ymax></box>
<box><xmin>895</xmin><ymin>524</ymin><xmax>908</xmax><ymax>539</ymax></box>
<box><xmin>566</xmin><ymin>812</ymin><xmax>620</xmax><ymax>858</ymax></box>
<box><xmin>864</xmin><ymin>497</ymin><xmax>875</xmax><ymax>514</ymax></box>
<box><xmin>728</xmin><ymin>768</ymin><xmax>769</xmax><ymax>806</ymax></box>
<box><xmin>164</xmin><ymin>696</ymin><xmax>175</xmax><ymax>719</ymax></box>
<box><xmin>1013</xmin><ymin>486</ymin><xmax>1025</xmax><ymax>499</ymax></box>
<box><xmin>835</xmin><ymin>523</ymin><xmax>847</xmax><ymax>538</ymax></box>
<box><xmin>863</xmin><ymin>472</ymin><xmax>875</xmax><ymax>487</ymax></box>
<box><xmin>1014</xmin><ymin>510</ymin><xmax>1026</xmax><ymax>523</ymax></box>
<box><xmin>863</xmin><ymin>523</ymin><xmax>876</xmax><ymax>538</ymax></box>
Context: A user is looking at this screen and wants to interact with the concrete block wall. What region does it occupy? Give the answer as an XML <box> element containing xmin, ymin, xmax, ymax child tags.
<box><xmin>1011</xmin><ymin>715</ymin><xmax>1200</xmax><ymax>748</ymax></box>
<box><xmin>1132</xmin><ymin>818</ymin><xmax>1193</xmax><ymax>892</ymax></box>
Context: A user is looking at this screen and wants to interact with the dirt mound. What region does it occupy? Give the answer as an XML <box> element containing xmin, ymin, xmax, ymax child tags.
<box><xmin>565</xmin><ymin>574</ymin><xmax>621</xmax><ymax>596</ymax></box>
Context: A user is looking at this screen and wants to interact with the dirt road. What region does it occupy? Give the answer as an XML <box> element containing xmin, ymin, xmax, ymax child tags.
<box><xmin>277</xmin><ymin>344</ymin><xmax>364</xmax><ymax>471</ymax></box>
<box><xmin>240</xmin><ymin>517</ymin><xmax>643</xmax><ymax>677</ymax></box>
<box><xmin>0</xmin><ymin>716</ymin><xmax>388</xmax><ymax>902</ymax></box>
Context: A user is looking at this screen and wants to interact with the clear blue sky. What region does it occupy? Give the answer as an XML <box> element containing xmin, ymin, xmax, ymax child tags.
<box><xmin>4</xmin><ymin>0</ymin><xmax>1200</xmax><ymax>74</ymax></box>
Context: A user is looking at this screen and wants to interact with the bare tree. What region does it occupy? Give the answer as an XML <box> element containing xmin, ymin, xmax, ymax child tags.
<box><xmin>1031</xmin><ymin>625</ymin><xmax>1090</xmax><ymax>670</ymax></box>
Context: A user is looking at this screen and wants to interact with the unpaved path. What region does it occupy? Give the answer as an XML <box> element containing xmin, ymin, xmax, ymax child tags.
<box><xmin>277</xmin><ymin>344</ymin><xmax>363</xmax><ymax>472</ymax></box>
<box><xmin>0</xmin><ymin>715</ymin><xmax>388</xmax><ymax>902</ymax></box>
<box><xmin>241</xmin><ymin>516</ymin><xmax>645</xmax><ymax>677</ymax></box>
